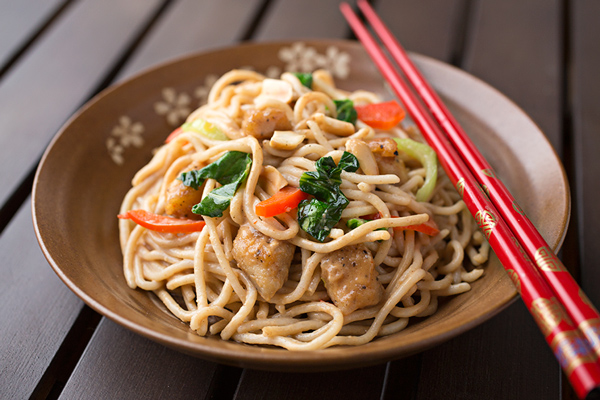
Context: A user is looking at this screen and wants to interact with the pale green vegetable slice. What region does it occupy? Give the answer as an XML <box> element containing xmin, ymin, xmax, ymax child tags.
<box><xmin>182</xmin><ymin>118</ymin><xmax>228</xmax><ymax>141</ymax></box>
<box><xmin>393</xmin><ymin>137</ymin><xmax>437</xmax><ymax>202</ymax></box>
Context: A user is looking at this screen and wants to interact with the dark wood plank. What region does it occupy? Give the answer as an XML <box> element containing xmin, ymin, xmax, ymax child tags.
<box><xmin>254</xmin><ymin>0</ymin><xmax>350</xmax><ymax>40</ymax></box>
<box><xmin>461</xmin><ymin>0</ymin><xmax>563</xmax><ymax>152</ymax></box>
<box><xmin>0</xmin><ymin>0</ymin><xmax>164</xmax><ymax>214</ymax></box>
<box><xmin>561</xmin><ymin>3</ymin><xmax>600</xmax><ymax>398</ymax></box>
<box><xmin>461</xmin><ymin>2</ymin><xmax>565</xmax><ymax>397</ymax></box>
<box><xmin>380</xmin><ymin>355</ymin><xmax>421</xmax><ymax>400</ymax></box>
<box><xmin>378</xmin><ymin>1</ymin><xmax>563</xmax><ymax>398</ymax></box>
<box><xmin>0</xmin><ymin>0</ymin><xmax>66</xmax><ymax>70</ymax></box>
<box><xmin>0</xmin><ymin>198</ymin><xmax>83</xmax><ymax>399</ymax></box>
<box><xmin>571</xmin><ymin>1</ymin><xmax>600</xmax><ymax>310</ymax></box>
<box><xmin>371</xmin><ymin>2</ymin><xmax>472</xmax><ymax>397</ymax></box>
<box><xmin>59</xmin><ymin>319</ymin><xmax>222</xmax><ymax>400</ymax></box>
<box><xmin>235</xmin><ymin>365</ymin><xmax>387</xmax><ymax>400</ymax></box>
<box><xmin>55</xmin><ymin>0</ymin><xmax>265</xmax><ymax>396</ymax></box>
<box><xmin>375</xmin><ymin>0</ymin><xmax>469</xmax><ymax>62</ymax></box>
<box><xmin>117</xmin><ymin>0</ymin><xmax>263</xmax><ymax>80</ymax></box>
<box><xmin>417</xmin><ymin>302</ymin><xmax>559</xmax><ymax>400</ymax></box>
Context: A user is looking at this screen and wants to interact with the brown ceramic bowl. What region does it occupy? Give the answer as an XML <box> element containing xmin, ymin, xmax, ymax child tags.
<box><xmin>32</xmin><ymin>40</ymin><xmax>569</xmax><ymax>371</ymax></box>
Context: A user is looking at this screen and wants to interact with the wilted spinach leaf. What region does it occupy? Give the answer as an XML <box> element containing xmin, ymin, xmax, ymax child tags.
<box><xmin>179</xmin><ymin>151</ymin><xmax>252</xmax><ymax>217</ymax></box>
<box><xmin>293</xmin><ymin>72</ymin><xmax>313</xmax><ymax>88</ymax></box>
<box><xmin>297</xmin><ymin>152</ymin><xmax>359</xmax><ymax>242</ymax></box>
<box><xmin>333</xmin><ymin>99</ymin><xmax>357</xmax><ymax>124</ymax></box>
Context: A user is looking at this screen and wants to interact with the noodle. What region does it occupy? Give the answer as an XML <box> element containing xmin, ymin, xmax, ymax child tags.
<box><xmin>118</xmin><ymin>69</ymin><xmax>489</xmax><ymax>350</ymax></box>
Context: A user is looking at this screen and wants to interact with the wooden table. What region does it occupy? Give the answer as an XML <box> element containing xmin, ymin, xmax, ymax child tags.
<box><xmin>1</xmin><ymin>1</ymin><xmax>598</xmax><ymax>399</ymax></box>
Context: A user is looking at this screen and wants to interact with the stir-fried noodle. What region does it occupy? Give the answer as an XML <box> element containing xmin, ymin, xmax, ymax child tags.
<box><xmin>119</xmin><ymin>69</ymin><xmax>490</xmax><ymax>350</ymax></box>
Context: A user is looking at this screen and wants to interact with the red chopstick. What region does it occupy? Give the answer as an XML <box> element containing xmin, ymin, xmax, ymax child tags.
<box><xmin>340</xmin><ymin>2</ymin><xmax>600</xmax><ymax>399</ymax></box>
<box><xmin>355</xmin><ymin>0</ymin><xmax>600</xmax><ymax>361</ymax></box>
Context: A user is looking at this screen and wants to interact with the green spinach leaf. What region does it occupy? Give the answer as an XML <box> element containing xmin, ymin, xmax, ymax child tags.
<box><xmin>298</xmin><ymin>195</ymin><xmax>349</xmax><ymax>242</ymax></box>
<box><xmin>179</xmin><ymin>151</ymin><xmax>252</xmax><ymax>217</ymax></box>
<box><xmin>293</xmin><ymin>72</ymin><xmax>313</xmax><ymax>88</ymax></box>
<box><xmin>179</xmin><ymin>151</ymin><xmax>251</xmax><ymax>189</ymax></box>
<box><xmin>333</xmin><ymin>99</ymin><xmax>357</xmax><ymax>124</ymax></box>
<box><xmin>297</xmin><ymin>152</ymin><xmax>358</xmax><ymax>241</ymax></box>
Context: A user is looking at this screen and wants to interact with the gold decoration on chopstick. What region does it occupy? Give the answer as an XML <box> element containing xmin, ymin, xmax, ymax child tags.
<box><xmin>578</xmin><ymin>318</ymin><xmax>600</xmax><ymax>359</ymax></box>
<box><xmin>551</xmin><ymin>330</ymin><xmax>597</xmax><ymax>375</ymax></box>
<box><xmin>534</xmin><ymin>246</ymin><xmax>566</xmax><ymax>272</ymax></box>
<box><xmin>506</xmin><ymin>269</ymin><xmax>521</xmax><ymax>293</ymax></box>
<box><xmin>530</xmin><ymin>297</ymin><xmax>572</xmax><ymax>336</ymax></box>
<box><xmin>481</xmin><ymin>168</ymin><xmax>496</xmax><ymax>178</ymax></box>
<box><xmin>455</xmin><ymin>177</ymin><xmax>465</xmax><ymax>197</ymax></box>
<box><xmin>479</xmin><ymin>184</ymin><xmax>490</xmax><ymax>198</ymax></box>
<box><xmin>475</xmin><ymin>210</ymin><xmax>497</xmax><ymax>239</ymax></box>
<box><xmin>512</xmin><ymin>201</ymin><xmax>526</xmax><ymax>216</ymax></box>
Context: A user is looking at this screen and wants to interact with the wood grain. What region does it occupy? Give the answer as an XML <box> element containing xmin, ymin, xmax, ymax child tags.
<box><xmin>461</xmin><ymin>0</ymin><xmax>563</xmax><ymax>152</ymax></box>
<box><xmin>59</xmin><ymin>320</ymin><xmax>222</xmax><ymax>400</ymax></box>
<box><xmin>0</xmin><ymin>0</ymin><xmax>164</xmax><ymax>213</ymax></box>
<box><xmin>0</xmin><ymin>198</ymin><xmax>83</xmax><ymax>399</ymax></box>
<box><xmin>234</xmin><ymin>365</ymin><xmax>387</xmax><ymax>400</ymax></box>
<box><xmin>417</xmin><ymin>302</ymin><xmax>560</xmax><ymax>400</ymax></box>
<box><xmin>571</xmin><ymin>0</ymin><xmax>600</xmax><ymax>310</ymax></box>
<box><xmin>388</xmin><ymin>0</ymin><xmax>564</xmax><ymax>398</ymax></box>
<box><xmin>375</xmin><ymin>0</ymin><xmax>469</xmax><ymax>62</ymax></box>
<box><xmin>0</xmin><ymin>1</ymin><xmax>164</xmax><ymax>398</ymax></box>
<box><xmin>117</xmin><ymin>0</ymin><xmax>263</xmax><ymax>81</ymax></box>
<box><xmin>254</xmin><ymin>0</ymin><xmax>350</xmax><ymax>40</ymax></box>
<box><xmin>0</xmin><ymin>0</ymin><xmax>66</xmax><ymax>72</ymax></box>
<box><xmin>51</xmin><ymin>0</ymin><xmax>264</xmax><ymax>396</ymax></box>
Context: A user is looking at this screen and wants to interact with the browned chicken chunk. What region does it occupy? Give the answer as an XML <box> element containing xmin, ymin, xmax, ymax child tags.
<box><xmin>232</xmin><ymin>223</ymin><xmax>295</xmax><ymax>300</ymax></box>
<box><xmin>165</xmin><ymin>180</ymin><xmax>202</xmax><ymax>219</ymax></box>
<box><xmin>241</xmin><ymin>108</ymin><xmax>292</xmax><ymax>140</ymax></box>
<box><xmin>320</xmin><ymin>244</ymin><xmax>384</xmax><ymax>315</ymax></box>
<box><xmin>165</xmin><ymin>162</ymin><xmax>204</xmax><ymax>219</ymax></box>
<box><xmin>165</xmin><ymin>181</ymin><xmax>204</xmax><ymax>219</ymax></box>
<box><xmin>368</xmin><ymin>138</ymin><xmax>398</xmax><ymax>157</ymax></box>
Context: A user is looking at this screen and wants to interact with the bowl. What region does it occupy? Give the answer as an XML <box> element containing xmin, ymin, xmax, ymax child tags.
<box><xmin>32</xmin><ymin>40</ymin><xmax>569</xmax><ymax>371</ymax></box>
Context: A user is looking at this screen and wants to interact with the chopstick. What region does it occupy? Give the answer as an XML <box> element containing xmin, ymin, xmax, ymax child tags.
<box><xmin>340</xmin><ymin>2</ymin><xmax>600</xmax><ymax>399</ymax></box>
<box><xmin>355</xmin><ymin>0</ymin><xmax>600</xmax><ymax>358</ymax></box>
<box><xmin>355</xmin><ymin>0</ymin><xmax>600</xmax><ymax>369</ymax></box>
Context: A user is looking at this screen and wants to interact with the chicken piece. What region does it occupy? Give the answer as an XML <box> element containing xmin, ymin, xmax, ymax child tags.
<box><xmin>241</xmin><ymin>108</ymin><xmax>292</xmax><ymax>140</ymax></box>
<box><xmin>164</xmin><ymin>182</ymin><xmax>204</xmax><ymax>219</ymax></box>
<box><xmin>232</xmin><ymin>223</ymin><xmax>295</xmax><ymax>300</ymax></box>
<box><xmin>368</xmin><ymin>138</ymin><xmax>398</xmax><ymax>157</ymax></box>
<box><xmin>165</xmin><ymin>163</ymin><xmax>205</xmax><ymax>219</ymax></box>
<box><xmin>367</xmin><ymin>137</ymin><xmax>408</xmax><ymax>183</ymax></box>
<box><xmin>320</xmin><ymin>244</ymin><xmax>383</xmax><ymax>315</ymax></box>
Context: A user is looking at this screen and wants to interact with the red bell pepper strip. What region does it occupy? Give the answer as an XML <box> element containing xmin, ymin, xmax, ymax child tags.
<box><xmin>255</xmin><ymin>187</ymin><xmax>310</xmax><ymax>218</ymax></box>
<box><xmin>354</xmin><ymin>100</ymin><xmax>406</xmax><ymax>130</ymax></box>
<box><xmin>118</xmin><ymin>209</ymin><xmax>206</xmax><ymax>233</ymax></box>
<box><xmin>165</xmin><ymin>127</ymin><xmax>184</xmax><ymax>143</ymax></box>
<box><xmin>393</xmin><ymin>218</ymin><xmax>440</xmax><ymax>236</ymax></box>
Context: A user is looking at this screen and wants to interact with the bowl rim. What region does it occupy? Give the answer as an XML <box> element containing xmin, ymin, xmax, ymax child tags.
<box><xmin>32</xmin><ymin>39</ymin><xmax>570</xmax><ymax>371</ymax></box>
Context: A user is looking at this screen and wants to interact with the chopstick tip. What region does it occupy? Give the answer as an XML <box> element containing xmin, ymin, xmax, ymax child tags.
<box><xmin>339</xmin><ymin>2</ymin><xmax>351</xmax><ymax>12</ymax></box>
